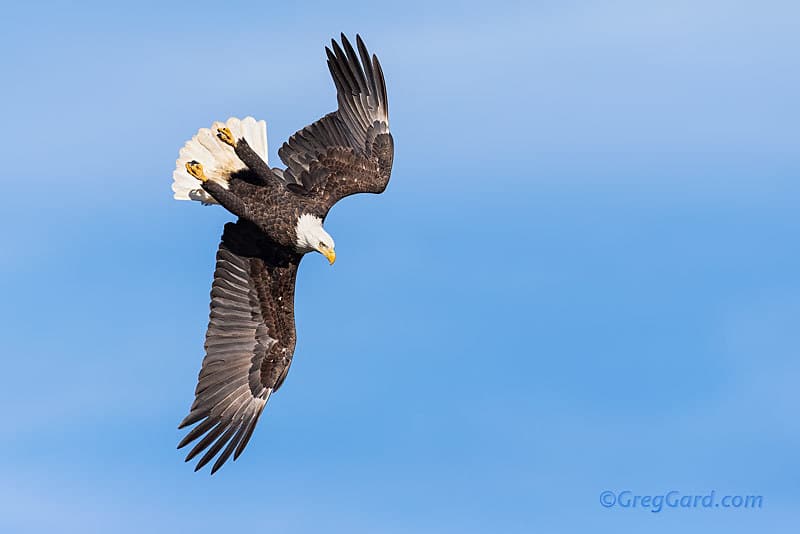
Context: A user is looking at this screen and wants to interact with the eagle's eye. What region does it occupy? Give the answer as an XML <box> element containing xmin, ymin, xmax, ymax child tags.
<box><xmin>318</xmin><ymin>241</ymin><xmax>327</xmax><ymax>249</ymax></box>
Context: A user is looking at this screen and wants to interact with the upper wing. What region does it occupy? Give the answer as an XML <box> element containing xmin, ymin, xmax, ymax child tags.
<box><xmin>177</xmin><ymin>220</ymin><xmax>301</xmax><ymax>474</ymax></box>
<box><xmin>278</xmin><ymin>34</ymin><xmax>394</xmax><ymax>214</ymax></box>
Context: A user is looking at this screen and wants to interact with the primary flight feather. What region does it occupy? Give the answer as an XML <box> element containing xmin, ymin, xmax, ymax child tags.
<box><xmin>171</xmin><ymin>34</ymin><xmax>394</xmax><ymax>474</ymax></box>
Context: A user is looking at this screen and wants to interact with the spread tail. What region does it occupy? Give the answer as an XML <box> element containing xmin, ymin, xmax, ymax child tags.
<box><xmin>172</xmin><ymin>116</ymin><xmax>268</xmax><ymax>204</ymax></box>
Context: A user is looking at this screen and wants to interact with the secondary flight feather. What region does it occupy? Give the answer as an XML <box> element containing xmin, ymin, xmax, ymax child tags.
<box><xmin>171</xmin><ymin>34</ymin><xmax>394</xmax><ymax>474</ymax></box>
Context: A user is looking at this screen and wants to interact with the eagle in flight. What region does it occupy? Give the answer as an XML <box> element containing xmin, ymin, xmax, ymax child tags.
<box><xmin>171</xmin><ymin>34</ymin><xmax>393</xmax><ymax>473</ymax></box>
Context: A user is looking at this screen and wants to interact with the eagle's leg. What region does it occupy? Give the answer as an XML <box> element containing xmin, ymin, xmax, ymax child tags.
<box><xmin>185</xmin><ymin>159</ymin><xmax>252</xmax><ymax>219</ymax></box>
<box><xmin>203</xmin><ymin>182</ymin><xmax>253</xmax><ymax>222</ymax></box>
<box><xmin>215</xmin><ymin>127</ymin><xmax>274</xmax><ymax>185</ymax></box>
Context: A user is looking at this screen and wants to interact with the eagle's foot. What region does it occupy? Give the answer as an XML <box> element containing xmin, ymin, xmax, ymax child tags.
<box><xmin>216</xmin><ymin>127</ymin><xmax>235</xmax><ymax>147</ymax></box>
<box><xmin>185</xmin><ymin>160</ymin><xmax>208</xmax><ymax>182</ymax></box>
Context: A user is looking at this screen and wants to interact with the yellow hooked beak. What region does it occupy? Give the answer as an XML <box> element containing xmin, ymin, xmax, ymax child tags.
<box><xmin>321</xmin><ymin>247</ymin><xmax>336</xmax><ymax>265</ymax></box>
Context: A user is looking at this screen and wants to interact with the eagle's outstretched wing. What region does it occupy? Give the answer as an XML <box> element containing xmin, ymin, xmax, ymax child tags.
<box><xmin>177</xmin><ymin>220</ymin><xmax>301</xmax><ymax>474</ymax></box>
<box><xmin>278</xmin><ymin>34</ymin><xmax>394</xmax><ymax>215</ymax></box>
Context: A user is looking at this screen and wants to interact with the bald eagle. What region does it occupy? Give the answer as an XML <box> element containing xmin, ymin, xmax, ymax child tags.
<box><xmin>171</xmin><ymin>34</ymin><xmax>393</xmax><ymax>474</ymax></box>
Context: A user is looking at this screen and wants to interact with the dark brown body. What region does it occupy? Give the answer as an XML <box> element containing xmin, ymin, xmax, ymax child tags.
<box><xmin>201</xmin><ymin>139</ymin><xmax>316</xmax><ymax>251</ymax></box>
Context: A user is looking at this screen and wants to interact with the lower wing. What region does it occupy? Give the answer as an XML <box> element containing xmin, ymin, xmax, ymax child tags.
<box><xmin>177</xmin><ymin>220</ymin><xmax>301</xmax><ymax>474</ymax></box>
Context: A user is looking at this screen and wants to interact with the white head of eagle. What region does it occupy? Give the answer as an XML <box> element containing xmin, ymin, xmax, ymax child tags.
<box><xmin>295</xmin><ymin>213</ymin><xmax>336</xmax><ymax>264</ymax></box>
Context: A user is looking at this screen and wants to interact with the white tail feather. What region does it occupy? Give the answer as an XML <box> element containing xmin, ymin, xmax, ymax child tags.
<box><xmin>172</xmin><ymin>116</ymin><xmax>268</xmax><ymax>203</ymax></box>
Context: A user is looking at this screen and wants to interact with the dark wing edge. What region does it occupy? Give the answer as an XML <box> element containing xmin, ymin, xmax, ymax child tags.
<box><xmin>177</xmin><ymin>221</ymin><xmax>300</xmax><ymax>474</ymax></box>
<box><xmin>277</xmin><ymin>34</ymin><xmax>394</xmax><ymax>211</ymax></box>
<box><xmin>325</xmin><ymin>33</ymin><xmax>389</xmax><ymax>150</ymax></box>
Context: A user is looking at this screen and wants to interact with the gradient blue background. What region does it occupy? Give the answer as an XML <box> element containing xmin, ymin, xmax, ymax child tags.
<box><xmin>1</xmin><ymin>1</ymin><xmax>798</xmax><ymax>532</ymax></box>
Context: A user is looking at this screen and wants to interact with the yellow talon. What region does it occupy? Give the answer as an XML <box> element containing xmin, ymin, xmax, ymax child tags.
<box><xmin>217</xmin><ymin>127</ymin><xmax>235</xmax><ymax>147</ymax></box>
<box><xmin>185</xmin><ymin>160</ymin><xmax>208</xmax><ymax>182</ymax></box>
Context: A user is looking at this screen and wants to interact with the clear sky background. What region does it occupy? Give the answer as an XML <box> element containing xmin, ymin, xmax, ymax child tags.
<box><xmin>1</xmin><ymin>1</ymin><xmax>798</xmax><ymax>532</ymax></box>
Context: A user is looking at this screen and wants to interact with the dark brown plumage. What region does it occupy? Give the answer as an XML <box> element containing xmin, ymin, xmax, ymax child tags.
<box><xmin>175</xmin><ymin>34</ymin><xmax>394</xmax><ymax>473</ymax></box>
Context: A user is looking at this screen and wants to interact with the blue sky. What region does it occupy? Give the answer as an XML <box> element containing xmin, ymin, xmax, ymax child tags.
<box><xmin>1</xmin><ymin>1</ymin><xmax>798</xmax><ymax>532</ymax></box>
